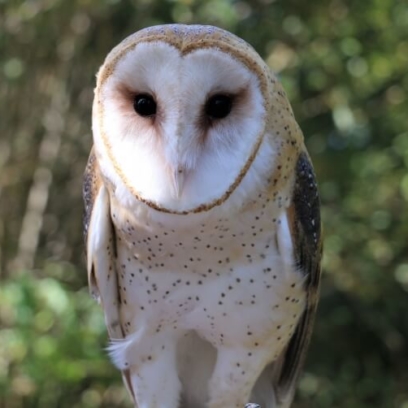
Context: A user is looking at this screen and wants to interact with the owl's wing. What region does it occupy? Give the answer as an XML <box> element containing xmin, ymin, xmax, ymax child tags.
<box><xmin>83</xmin><ymin>148</ymin><xmax>136</xmax><ymax>402</ymax></box>
<box><xmin>274</xmin><ymin>151</ymin><xmax>322</xmax><ymax>405</ymax></box>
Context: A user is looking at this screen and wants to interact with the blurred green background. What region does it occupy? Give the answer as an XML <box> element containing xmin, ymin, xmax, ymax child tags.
<box><xmin>1</xmin><ymin>0</ymin><xmax>408</xmax><ymax>407</ymax></box>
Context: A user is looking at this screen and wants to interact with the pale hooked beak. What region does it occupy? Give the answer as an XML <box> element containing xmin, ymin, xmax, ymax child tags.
<box><xmin>171</xmin><ymin>167</ymin><xmax>186</xmax><ymax>199</ymax></box>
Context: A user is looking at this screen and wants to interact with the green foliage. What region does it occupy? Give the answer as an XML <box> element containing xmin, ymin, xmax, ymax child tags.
<box><xmin>0</xmin><ymin>273</ymin><xmax>129</xmax><ymax>407</ymax></box>
<box><xmin>1</xmin><ymin>0</ymin><xmax>408</xmax><ymax>407</ymax></box>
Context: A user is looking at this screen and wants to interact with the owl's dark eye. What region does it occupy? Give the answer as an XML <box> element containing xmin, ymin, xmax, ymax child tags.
<box><xmin>205</xmin><ymin>94</ymin><xmax>233</xmax><ymax>119</ymax></box>
<box><xmin>134</xmin><ymin>94</ymin><xmax>157</xmax><ymax>117</ymax></box>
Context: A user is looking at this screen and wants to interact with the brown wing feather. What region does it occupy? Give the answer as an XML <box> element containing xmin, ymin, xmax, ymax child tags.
<box><xmin>83</xmin><ymin>148</ymin><xmax>136</xmax><ymax>403</ymax></box>
<box><xmin>275</xmin><ymin>151</ymin><xmax>322</xmax><ymax>405</ymax></box>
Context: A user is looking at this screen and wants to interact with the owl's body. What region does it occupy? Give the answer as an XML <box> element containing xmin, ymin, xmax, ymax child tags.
<box><xmin>84</xmin><ymin>25</ymin><xmax>321</xmax><ymax>408</ymax></box>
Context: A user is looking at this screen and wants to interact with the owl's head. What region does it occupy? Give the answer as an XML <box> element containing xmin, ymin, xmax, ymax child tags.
<box><xmin>93</xmin><ymin>25</ymin><xmax>300</xmax><ymax>214</ymax></box>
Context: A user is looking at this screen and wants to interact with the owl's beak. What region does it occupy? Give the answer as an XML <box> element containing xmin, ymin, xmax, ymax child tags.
<box><xmin>171</xmin><ymin>168</ymin><xmax>186</xmax><ymax>199</ymax></box>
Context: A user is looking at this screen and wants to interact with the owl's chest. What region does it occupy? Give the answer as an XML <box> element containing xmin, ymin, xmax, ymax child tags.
<box><xmin>111</xmin><ymin>200</ymin><xmax>305</xmax><ymax>349</ymax></box>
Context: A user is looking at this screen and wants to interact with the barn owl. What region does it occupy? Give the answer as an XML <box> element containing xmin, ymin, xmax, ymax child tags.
<box><xmin>83</xmin><ymin>24</ymin><xmax>322</xmax><ymax>408</ymax></box>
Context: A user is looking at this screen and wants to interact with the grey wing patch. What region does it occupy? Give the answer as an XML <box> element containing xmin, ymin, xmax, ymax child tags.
<box><xmin>292</xmin><ymin>152</ymin><xmax>321</xmax><ymax>274</ymax></box>
<box><xmin>83</xmin><ymin>147</ymin><xmax>100</xmax><ymax>244</ymax></box>
<box><xmin>276</xmin><ymin>151</ymin><xmax>322</xmax><ymax>403</ymax></box>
